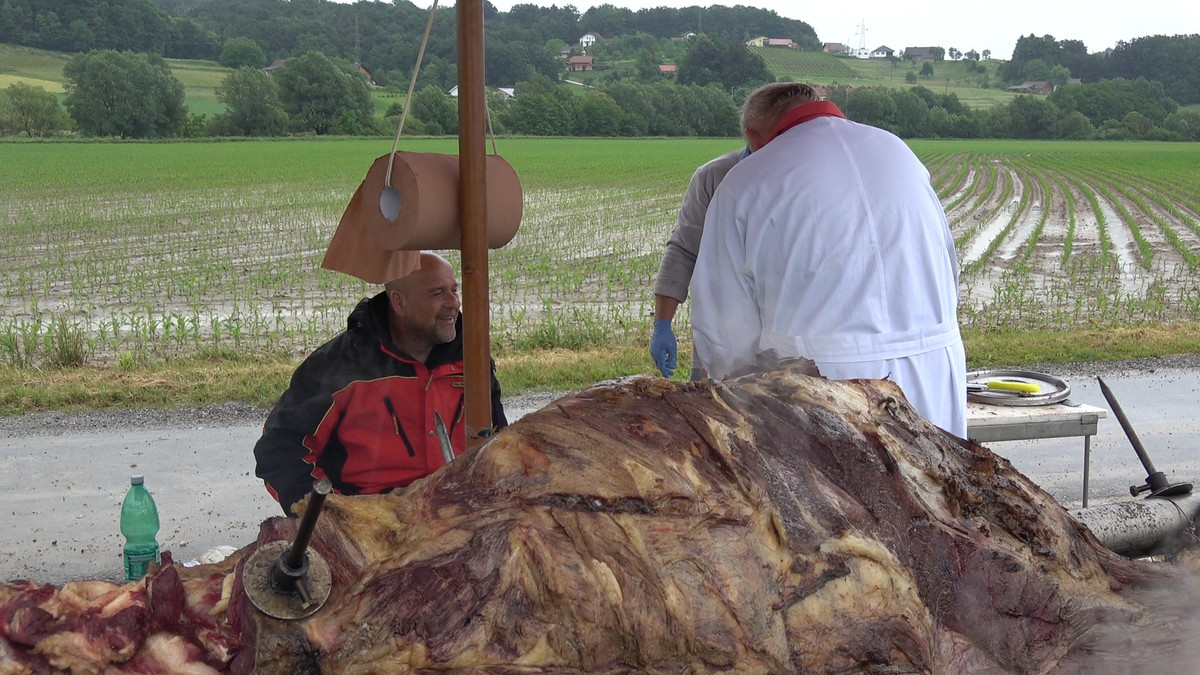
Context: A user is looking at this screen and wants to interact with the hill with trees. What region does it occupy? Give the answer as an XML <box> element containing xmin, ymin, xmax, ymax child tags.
<box><xmin>2</xmin><ymin>0</ymin><xmax>1198</xmax><ymax>141</ymax></box>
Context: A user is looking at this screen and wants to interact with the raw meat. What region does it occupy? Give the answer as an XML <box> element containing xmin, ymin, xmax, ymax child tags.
<box><xmin>4</xmin><ymin>363</ymin><xmax>1200</xmax><ymax>673</ymax></box>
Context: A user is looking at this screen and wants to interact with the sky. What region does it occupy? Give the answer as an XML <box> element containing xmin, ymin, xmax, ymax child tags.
<box><xmin>335</xmin><ymin>0</ymin><xmax>1196</xmax><ymax>61</ymax></box>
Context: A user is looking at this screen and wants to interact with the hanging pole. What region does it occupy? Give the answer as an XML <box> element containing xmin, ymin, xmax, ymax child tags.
<box><xmin>457</xmin><ymin>0</ymin><xmax>491</xmax><ymax>446</ymax></box>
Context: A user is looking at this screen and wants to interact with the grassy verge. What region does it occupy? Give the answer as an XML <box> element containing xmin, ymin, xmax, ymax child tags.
<box><xmin>2</xmin><ymin>324</ymin><xmax>1198</xmax><ymax>416</ymax></box>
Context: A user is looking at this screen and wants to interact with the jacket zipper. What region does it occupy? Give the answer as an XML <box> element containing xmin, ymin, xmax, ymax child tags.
<box><xmin>383</xmin><ymin>396</ymin><xmax>416</xmax><ymax>457</ymax></box>
<box><xmin>449</xmin><ymin>392</ymin><xmax>465</xmax><ymax>436</ymax></box>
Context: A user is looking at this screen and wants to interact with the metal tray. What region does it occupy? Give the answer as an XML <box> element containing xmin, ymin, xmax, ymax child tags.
<box><xmin>966</xmin><ymin>369</ymin><xmax>1071</xmax><ymax>406</ymax></box>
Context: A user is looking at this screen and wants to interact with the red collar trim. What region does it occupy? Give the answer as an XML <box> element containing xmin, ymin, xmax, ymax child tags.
<box><xmin>766</xmin><ymin>100</ymin><xmax>846</xmax><ymax>145</ymax></box>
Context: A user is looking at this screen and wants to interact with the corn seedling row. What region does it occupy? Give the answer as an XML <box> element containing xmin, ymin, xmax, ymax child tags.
<box><xmin>3</xmin><ymin>139</ymin><xmax>1199</xmax><ymax>370</ymax></box>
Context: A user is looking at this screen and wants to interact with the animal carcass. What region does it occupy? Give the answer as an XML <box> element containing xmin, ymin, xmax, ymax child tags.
<box><xmin>4</xmin><ymin>363</ymin><xmax>1200</xmax><ymax>673</ymax></box>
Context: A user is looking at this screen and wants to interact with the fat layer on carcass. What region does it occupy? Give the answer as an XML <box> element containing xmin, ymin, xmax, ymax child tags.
<box><xmin>4</xmin><ymin>363</ymin><xmax>1200</xmax><ymax>673</ymax></box>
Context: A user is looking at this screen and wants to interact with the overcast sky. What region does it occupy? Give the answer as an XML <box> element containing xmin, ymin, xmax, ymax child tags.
<box><xmin>338</xmin><ymin>0</ymin><xmax>1195</xmax><ymax>61</ymax></box>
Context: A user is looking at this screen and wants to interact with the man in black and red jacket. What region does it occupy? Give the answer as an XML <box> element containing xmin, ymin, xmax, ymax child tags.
<box><xmin>254</xmin><ymin>252</ymin><xmax>508</xmax><ymax>514</ymax></box>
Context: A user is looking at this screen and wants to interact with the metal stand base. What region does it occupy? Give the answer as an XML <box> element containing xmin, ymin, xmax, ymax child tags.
<box><xmin>243</xmin><ymin>540</ymin><xmax>332</xmax><ymax>620</ymax></box>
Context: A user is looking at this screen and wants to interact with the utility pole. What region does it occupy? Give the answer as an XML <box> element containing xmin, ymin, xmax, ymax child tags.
<box><xmin>354</xmin><ymin>13</ymin><xmax>361</xmax><ymax>65</ymax></box>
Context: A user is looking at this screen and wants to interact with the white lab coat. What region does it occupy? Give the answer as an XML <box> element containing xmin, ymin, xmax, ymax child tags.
<box><xmin>691</xmin><ymin>115</ymin><xmax>967</xmax><ymax>437</ymax></box>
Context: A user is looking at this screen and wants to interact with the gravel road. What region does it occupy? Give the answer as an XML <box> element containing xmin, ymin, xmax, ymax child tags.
<box><xmin>0</xmin><ymin>390</ymin><xmax>573</xmax><ymax>438</ymax></box>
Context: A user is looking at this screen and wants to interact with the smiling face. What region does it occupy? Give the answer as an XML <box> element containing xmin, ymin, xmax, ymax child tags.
<box><xmin>387</xmin><ymin>253</ymin><xmax>460</xmax><ymax>363</ymax></box>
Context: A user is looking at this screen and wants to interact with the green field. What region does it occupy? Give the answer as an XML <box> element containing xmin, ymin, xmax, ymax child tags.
<box><xmin>0</xmin><ymin>137</ymin><xmax>740</xmax><ymax>369</ymax></box>
<box><xmin>2</xmin><ymin>137</ymin><xmax>1198</xmax><ymax>375</ymax></box>
<box><xmin>162</xmin><ymin>56</ymin><xmax>233</xmax><ymax>117</ymax></box>
<box><xmin>0</xmin><ymin>43</ymin><xmax>70</xmax><ymax>93</ymax></box>
<box><xmin>751</xmin><ymin>48</ymin><xmax>1015</xmax><ymax>109</ymax></box>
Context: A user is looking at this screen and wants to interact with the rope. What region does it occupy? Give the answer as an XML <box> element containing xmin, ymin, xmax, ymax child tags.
<box><xmin>385</xmin><ymin>0</ymin><xmax>439</xmax><ymax>189</ymax></box>
<box><xmin>383</xmin><ymin>0</ymin><xmax>501</xmax><ymax>189</ymax></box>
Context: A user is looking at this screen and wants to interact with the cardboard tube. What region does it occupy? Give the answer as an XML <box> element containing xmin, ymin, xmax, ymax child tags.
<box><xmin>320</xmin><ymin>151</ymin><xmax>522</xmax><ymax>284</ymax></box>
<box><xmin>364</xmin><ymin>151</ymin><xmax>522</xmax><ymax>250</ymax></box>
<box><xmin>320</xmin><ymin>182</ymin><xmax>422</xmax><ymax>285</ymax></box>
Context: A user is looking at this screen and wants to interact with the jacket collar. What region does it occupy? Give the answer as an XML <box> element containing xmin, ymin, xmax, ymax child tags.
<box><xmin>766</xmin><ymin>100</ymin><xmax>846</xmax><ymax>145</ymax></box>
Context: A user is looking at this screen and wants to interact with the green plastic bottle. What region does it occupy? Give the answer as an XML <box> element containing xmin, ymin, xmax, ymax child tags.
<box><xmin>121</xmin><ymin>475</ymin><xmax>161</xmax><ymax>581</ymax></box>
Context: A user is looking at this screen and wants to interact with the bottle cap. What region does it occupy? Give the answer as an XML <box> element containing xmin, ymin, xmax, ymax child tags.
<box><xmin>131</xmin><ymin>475</ymin><xmax>144</xmax><ymax>485</ymax></box>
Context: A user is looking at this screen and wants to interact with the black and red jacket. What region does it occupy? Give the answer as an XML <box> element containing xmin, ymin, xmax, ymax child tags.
<box><xmin>253</xmin><ymin>292</ymin><xmax>507</xmax><ymax>512</ymax></box>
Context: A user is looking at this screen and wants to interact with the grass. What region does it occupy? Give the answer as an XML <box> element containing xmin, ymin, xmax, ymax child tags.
<box><xmin>2</xmin><ymin>324</ymin><xmax>1198</xmax><ymax>415</ymax></box>
<box><xmin>0</xmin><ymin>43</ymin><xmax>70</xmax><ymax>92</ymax></box>
<box><xmin>163</xmin><ymin>57</ymin><xmax>232</xmax><ymax>117</ymax></box>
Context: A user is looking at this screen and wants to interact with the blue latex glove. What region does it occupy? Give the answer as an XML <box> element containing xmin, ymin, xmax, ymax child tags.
<box><xmin>650</xmin><ymin>319</ymin><xmax>677</xmax><ymax>377</ymax></box>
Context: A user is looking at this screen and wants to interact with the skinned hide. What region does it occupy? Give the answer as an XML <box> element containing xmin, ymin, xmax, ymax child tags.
<box><xmin>4</xmin><ymin>363</ymin><xmax>1200</xmax><ymax>673</ymax></box>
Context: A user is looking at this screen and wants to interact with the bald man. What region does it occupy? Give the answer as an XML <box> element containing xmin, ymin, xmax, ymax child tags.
<box><xmin>255</xmin><ymin>252</ymin><xmax>508</xmax><ymax>513</ymax></box>
<box><xmin>691</xmin><ymin>82</ymin><xmax>966</xmax><ymax>437</ymax></box>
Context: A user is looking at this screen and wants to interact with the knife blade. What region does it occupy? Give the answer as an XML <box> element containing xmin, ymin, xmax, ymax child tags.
<box><xmin>433</xmin><ymin>411</ymin><xmax>455</xmax><ymax>465</ymax></box>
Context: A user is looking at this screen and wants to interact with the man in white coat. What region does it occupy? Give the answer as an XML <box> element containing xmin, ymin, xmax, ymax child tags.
<box><xmin>691</xmin><ymin>82</ymin><xmax>967</xmax><ymax>437</ymax></box>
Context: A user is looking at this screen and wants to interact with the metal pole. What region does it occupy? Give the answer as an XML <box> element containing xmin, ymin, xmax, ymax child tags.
<box><xmin>1096</xmin><ymin>377</ymin><xmax>1191</xmax><ymax>498</ymax></box>
<box><xmin>285</xmin><ymin>479</ymin><xmax>332</xmax><ymax>570</ymax></box>
<box><xmin>457</xmin><ymin>0</ymin><xmax>491</xmax><ymax>447</ymax></box>
<box><xmin>1097</xmin><ymin>377</ymin><xmax>1158</xmax><ymax>475</ymax></box>
<box><xmin>1082</xmin><ymin>436</ymin><xmax>1091</xmax><ymax>508</ymax></box>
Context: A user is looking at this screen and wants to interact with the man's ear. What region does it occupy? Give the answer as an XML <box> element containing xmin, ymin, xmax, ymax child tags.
<box><xmin>388</xmin><ymin>289</ymin><xmax>407</xmax><ymax>317</ymax></box>
<box><xmin>745</xmin><ymin>127</ymin><xmax>766</xmax><ymax>153</ymax></box>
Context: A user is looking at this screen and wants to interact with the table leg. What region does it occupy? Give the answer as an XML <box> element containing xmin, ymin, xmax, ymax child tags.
<box><xmin>1082</xmin><ymin>434</ymin><xmax>1092</xmax><ymax>508</ymax></box>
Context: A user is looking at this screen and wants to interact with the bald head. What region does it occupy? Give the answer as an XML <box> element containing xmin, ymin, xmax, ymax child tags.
<box><xmin>741</xmin><ymin>82</ymin><xmax>819</xmax><ymax>151</ymax></box>
<box><xmin>385</xmin><ymin>252</ymin><xmax>460</xmax><ymax>363</ymax></box>
<box><xmin>385</xmin><ymin>252</ymin><xmax>454</xmax><ymax>295</ymax></box>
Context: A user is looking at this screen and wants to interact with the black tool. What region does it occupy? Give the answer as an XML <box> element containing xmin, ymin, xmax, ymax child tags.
<box><xmin>272</xmin><ymin>478</ymin><xmax>331</xmax><ymax>601</ymax></box>
<box><xmin>243</xmin><ymin>479</ymin><xmax>334</xmax><ymax>619</ymax></box>
<box><xmin>1097</xmin><ymin>377</ymin><xmax>1192</xmax><ymax>499</ymax></box>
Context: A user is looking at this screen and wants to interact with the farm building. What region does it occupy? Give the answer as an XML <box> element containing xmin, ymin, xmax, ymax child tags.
<box><xmin>1008</xmin><ymin>81</ymin><xmax>1054</xmax><ymax>95</ymax></box>
<box><xmin>1007</xmin><ymin>79</ymin><xmax>1082</xmax><ymax>94</ymax></box>
<box><xmin>658</xmin><ymin>64</ymin><xmax>677</xmax><ymax>77</ymax></box>
<box><xmin>747</xmin><ymin>36</ymin><xmax>795</xmax><ymax>48</ymax></box>
<box><xmin>823</xmin><ymin>42</ymin><xmax>847</xmax><ymax>54</ymax></box>
<box><xmin>904</xmin><ymin>47</ymin><xmax>939</xmax><ymax>61</ymax></box>
<box><xmin>448</xmin><ymin>86</ymin><xmax>516</xmax><ymax>99</ymax></box>
<box><xmin>579</xmin><ymin>32</ymin><xmax>602</xmax><ymax>48</ymax></box>
<box><xmin>566</xmin><ymin>55</ymin><xmax>594</xmax><ymax>71</ymax></box>
<box><xmin>355</xmin><ymin>63</ymin><xmax>375</xmax><ymax>85</ymax></box>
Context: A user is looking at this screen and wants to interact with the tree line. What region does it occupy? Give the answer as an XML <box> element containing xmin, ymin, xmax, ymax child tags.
<box><xmin>0</xmin><ymin>0</ymin><xmax>817</xmax><ymax>90</ymax></box>
<box><xmin>0</xmin><ymin>45</ymin><xmax>748</xmax><ymax>139</ymax></box>
<box><xmin>3</xmin><ymin>0</ymin><xmax>1198</xmax><ymax>141</ymax></box>
<box><xmin>830</xmin><ymin>78</ymin><xmax>1200</xmax><ymax>142</ymax></box>
<box><xmin>6</xmin><ymin>47</ymin><xmax>1200</xmax><ymax>142</ymax></box>
<box><xmin>1002</xmin><ymin>34</ymin><xmax>1200</xmax><ymax>106</ymax></box>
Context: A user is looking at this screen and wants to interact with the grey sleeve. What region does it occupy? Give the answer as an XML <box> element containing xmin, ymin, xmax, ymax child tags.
<box><xmin>654</xmin><ymin>150</ymin><xmax>742</xmax><ymax>303</ymax></box>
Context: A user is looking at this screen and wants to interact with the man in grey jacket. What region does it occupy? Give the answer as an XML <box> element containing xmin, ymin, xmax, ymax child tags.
<box><xmin>649</xmin><ymin>147</ymin><xmax>745</xmax><ymax>379</ymax></box>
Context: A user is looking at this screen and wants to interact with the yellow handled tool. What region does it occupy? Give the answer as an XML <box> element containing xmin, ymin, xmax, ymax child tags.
<box><xmin>987</xmin><ymin>380</ymin><xmax>1041</xmax><ymax>393</ymax></box>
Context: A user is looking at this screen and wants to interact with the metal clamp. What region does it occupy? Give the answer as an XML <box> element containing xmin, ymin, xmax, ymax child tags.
<box><xmin>243</xmin><ymin>479</ymin><xmax>334</xmax><ymax>620</ymax></box>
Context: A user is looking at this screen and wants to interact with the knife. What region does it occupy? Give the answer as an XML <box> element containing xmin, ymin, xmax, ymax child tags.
<box><xmin>433</xmin><ymin>411</ymin><xmax>455</xmax><ymax>465</ymax></box>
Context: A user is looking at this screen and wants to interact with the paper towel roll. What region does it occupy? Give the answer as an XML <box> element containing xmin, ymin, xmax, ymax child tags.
<box><xmin>320</xmin><ymin>182</ymin><xmax>422</xmax><ymax>285</ymax></box>
<box><xmin>321</xmin><ymin>151</ymin><xmax>523</xmax><ymax>285</ymax></box>
<box><xmin>363</xmin><ymin>151</ymin><xmax>522</xmax><ymax>250</ymax></box>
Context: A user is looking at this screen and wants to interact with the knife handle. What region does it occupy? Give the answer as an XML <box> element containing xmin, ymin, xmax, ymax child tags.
<box><xmin>987</xmin><ymin>380</ymin><xmax>1041</xmax><ymax>393</ymax></box>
